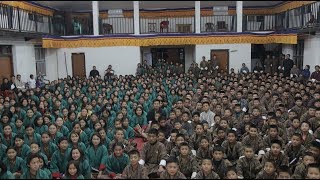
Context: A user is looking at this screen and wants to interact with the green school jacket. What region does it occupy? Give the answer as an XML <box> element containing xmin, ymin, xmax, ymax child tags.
<box><xmin>34</xmin><ymin>125</ymin><xmax>48</xmax><ymax>135</ymax></box>
<box><xmin>0</xmin><ymin>171</ymin><xmax>14</xmax><ymax>179</ymax></box>
<box><xmin>40</xmin><ymin>142</ymin><xmax>58</xmax><ymax>161</ymax></box>
<box><xmin>124</xmin><ymin>126</ymin><xmax>135</xmax><ymax>139</ymax></box>
<box><xmin>63</xmin><ymin>175</ymin><xmax>85</xmax><ymax>179</ymax></box>
<box><xmin>57</xmin><ymin>125</ymin><xmax>70</xmax><ymax>137</ymax></box>
<box><xmin>11</xmin><ymin>123</ymin><xmax>25</xmax><ymax>134</ymax></box>
<box><xmin>79</xmin><ymin>159</ymin><xmax>91</xmax><ymax>179</ymax></box>
<box><xmin>130</xmin><ymin>115</ymin><xmax>147</xmax><ymax>128</ymax></box>
<box><xmin>0</xmin><ymin>133</ymin><xmax>16</xmax><ymax>147</ymax></box>
<box><xmin>15</xmin><ymin>144</ymin><xmax>31</xmax><ymax>159</ymax></box>
<box><xmin>20</xmin><ymin>169</ymin><xmax>50</xmax><ymax>179</ymax></box>
<box><xmin>107</xmin><ymin>129</ymin><xmax>128</xmax><ymax>141</ymax></box>
<box><xmin>3</xmin><ymin>156</ymin><xmax>27</xmax><ymax>174</ymax></box>
<box><xmin>23</xmin><ymin>133</ymin><xmax>41</xmax><ymax>146</ymax></box>
<box><xmin>85</xmin><ymin>145</ymin><xmax>108</xmax><ymax>170</ymax></box>
<box><xmin>50</xmin><ymin>148</ymin><xmax>72</xmax><ymax>174</ymax></box>
<box><xmin>69</xmin><ymin>142</ymin><xmax>87</xmax><ymax>153</ymax></box>
<box><xmin>23</xmin><ymin>116</ymin><xmax>36</xmax><ymax>126</ymax></box>
<box><xmin>102</xmin><ymin>153</ymin><xmax>129</xmax><ymax>174</ymax></box>
<box><xmin>64</xmin><ymin>119</ymin><xmax>79</xmax><ymax>131</ymax></box>
<box><xmin>0</xmin><ymin>122</ymin><xmax>15</xmax><ymax>134</ymax></box>
<box><xmin>0</xmin><ymin>144</ymin><xmax>7</xmax><ymax>161</ymax></box>
<box><xmin>50</xmin><ymin>132</ymin><xmax>64</xmax><ymax>145</ymax></box>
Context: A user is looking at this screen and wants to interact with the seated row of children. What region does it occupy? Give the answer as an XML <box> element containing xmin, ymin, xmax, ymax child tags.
<box><xmin>0</xmin><ymin>61</ymin><xmax>320</xmax><ymax>179</ymax></box>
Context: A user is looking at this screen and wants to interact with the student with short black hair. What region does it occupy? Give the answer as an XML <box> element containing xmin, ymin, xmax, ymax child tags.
<box><xmin>121</xmin><ymin>149</ymin><xmax>148</xmax><ymax>179</ymax></box>
<box><xmin>159</xmin><ymin>157</ymin><xmax>187</xmax><ymax>179</ymax></box>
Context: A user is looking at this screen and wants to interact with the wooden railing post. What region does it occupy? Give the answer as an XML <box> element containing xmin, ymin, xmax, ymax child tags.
<box><xmin>17</xmin><ymin>7</ymin><xmax>21</xmax><ymax>32</ymax></box>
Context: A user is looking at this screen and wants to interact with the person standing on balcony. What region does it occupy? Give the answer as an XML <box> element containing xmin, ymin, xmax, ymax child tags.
<box><xmin>283</xmin><ymin>54</ymin><xmax>294</xmax><ymax>77</ymax></box>
<box><xmin>89</xmin><ymin>66</ymin><xmax>100</xmax><ymax>78</ymax></box>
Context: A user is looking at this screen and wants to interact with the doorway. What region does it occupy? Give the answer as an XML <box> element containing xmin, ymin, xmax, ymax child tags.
<box><xmin>71</xmin><ymin>53</ymin><xmax>86</xmax><ymax>77</ymax></box>
<box><xmin>0</xmin><ymin>56</ymin><xmax>13</xmax><ymax>83</ymax></box>
<box><xmin>150</xmin><ymin>48</ymin><xmax>185</xmax><ymax>68</ymax></box>
<box><xmin>211</xmin><ymin>49</ymin><xmax>229</xmax><ymax>73</ymax></box>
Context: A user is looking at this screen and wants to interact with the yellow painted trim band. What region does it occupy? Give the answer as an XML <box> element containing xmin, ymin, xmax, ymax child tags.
<box><xmin>42</xmin><ymin>34</ymin><xmax>297</xmax><ymax>48</ymax></box>
<box><xmin>0</xmin><ymin>1</ymin><xmax>54</xmax><ymax>16</ymax></box>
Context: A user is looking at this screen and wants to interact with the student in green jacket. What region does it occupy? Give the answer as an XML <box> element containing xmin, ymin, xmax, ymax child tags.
<box><xmin>12</xmin><ymin>118</ymin><xmax>25</xmax><ymax>134</ymax></box>
<box><xmin>69</xmin><ymin>147</ymin><xmax>91</xmax><ymax>179</ymax></box>
<box><xmin>3</xmin><ymin>146</ymin><xmax>27</xmax><ymax>178</ymax></box>
<box><xmin>71</xmin><ymin>123</ymin><xmax>89</xmax><ymax>145</ymax></box>
<box><xmin>98</xmin><ymin>142</ymin><xmax>130</xmax><ymax>179</ymax></box>
<box><xmin>65</xmin><ymin>111</ymin><xmax>79</xmax><ymax>131</ymax></box>
<box><xmin>63</xmin><ymin>160</ymin><xmax>85</xmax><ymax>179</ymax></box>
<box><xmin>20</xmin><ymin>153</ymin><xmax>50</xmax><ymax>179</ymax></box>
<box><xmin>23</xmin><ymin>108</ymin><xmax>36</xmax><ymax>126</ymax></box>
<box><xmin>33</xmin><ymin>116</ymin><xmax>48</xmax><ymax>135</ymax></box>
<box><xmin>0</xmin><ymin>113</ymin><xmax>15</xmax><ymax>134</ymax></box>
<box><xmin>0</xmin><ymin>161</ymin><xmax>14</xmax><ymax>179</ymax></box>
<box><xmin>14</xmin><ymin>134</ymin><xmax>31</xmax><ymax>159</ymax></box>
<box><xmin>24</xmin><ymin>124</ymin><xmax>42</xmax><ymax>146</ymax></box>
<box><xmin>29</xmin><ymin>142</ymin><xmax>49</xmax><ymax>167</ymax></box>
<box><xmin>39</xmin><ymin>132</ymin><xmax>58</xmax><ymax>161</ymax></box>
<box><xmin>38</xmin><ymin>154</ymin><xmax>52</xmax><ymax>179</ymax></box>
<box><xmin>55</xmin><ymin>117</ymin><xmax>70</xmax><ymax>137</ymax></box>
<box><xmin>50</xmin><ymin>137</ymin><xmax>71</xmax><ymax>178</ymax></box>
<box><xmin>48</xmin><ymin>123</ymin><xmax>64</xmax><ymax>145</ymax></box>
<box><xmin>85</xmin><ymin>133</ymin><xmax>108</xmax><ymax>171</ymax></box>
<box><xmin>0</xmin><ymin>124</ymin><xmax>16</xmax><ymax>147</ymax></box>
<box><xmin>68</xmin><ymin>131</ymin><xmax>87</xmax><ymax>153</ymax></box>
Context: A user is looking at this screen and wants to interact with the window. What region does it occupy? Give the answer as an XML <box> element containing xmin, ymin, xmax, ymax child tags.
<box><xmin>28</xmin><ymin>13</ymin><xmax>44</xmax><ymax>22</ymax></box>
<box><xmin>34</xmin><ymin>45</ymin><xmax>46</xmax><ymax>75</ymax></box>
<box><xmin>28</xmin><ymin>13</ymin><xmax>35</xmax><ymax>21</ymax></box>
<box><xmin>256</xmin><ymin>16</ymin><xmax>264</xmax><ymax>22</ymax></box>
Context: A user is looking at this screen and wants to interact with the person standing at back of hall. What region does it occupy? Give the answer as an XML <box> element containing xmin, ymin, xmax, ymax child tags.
<box><xmin>283</xmin><ymin>54</ymin><xmax>294</xmax><ymax>77</ymax></box>
<box><xmin>89</xmin><ymin>66</ymin><xmax>100</xmax><ymax>78</ymax></box>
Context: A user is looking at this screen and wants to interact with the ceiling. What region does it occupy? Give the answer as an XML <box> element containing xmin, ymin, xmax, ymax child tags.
<box><xmin>34</xmin><ymin>1</ymin><xmax>284</xmax><ymax>12</ymax></box>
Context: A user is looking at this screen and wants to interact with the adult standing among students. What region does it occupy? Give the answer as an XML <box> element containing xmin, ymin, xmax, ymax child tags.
<box><xmin>283</xmin><ymin>54</ymin><xmax>294</xmax><ymax>77</ymax></box>
<box><xmin>89</xmin><ymin>66</ymin><xmax>100</xmax><ymax>78</ymax></box>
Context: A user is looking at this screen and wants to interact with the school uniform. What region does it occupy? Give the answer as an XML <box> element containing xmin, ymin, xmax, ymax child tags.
<box><xmin>292</xmin><ymin>162</ymin><xmax>307</xmax><ymax>179</ymax></box>
<box><xmin>261</xmin><ymin>151</ymin><xmax>289</xmax><ymax>169</ymax></box>
<box><xmin>40</xmin><ymin>141</ymin><xmax>58</xmax><ymax>161</ymax></box>
<box><xmin>34</xmin><ymin>125</ymin><xmax>48</xmax><ymax>135</ymax></box>
<box><xmin>62</xmin><ymin>175</ymin><xmax>85</xmax><ymax>179</ymax></box>
<box><xmin>15</xmin><ymin>144</ymin><xmax>31</xmax><ymax>159</ymax></box>
<box><xmin>301</xmin><ymin>133</ymin><xmax>315</xmax><ymax>149</ymax></box>
<box><xmin>85</xmin><ymin>145</ymin><xmax>108</xmax><ymax>170</ymax></box>
<box><xmin>236</xmin><ymin>156</ymin><xmax>262</xmax><ymax>179</ymax></box>
<box><xmin>124</xmin><ymin>126</ymin><xmax>135</xmax><ymax>140</ymax></box>
<box><xmin>57</xmin><ymin>125</ymin><xmax>70</xmax><ymax>137</ymax></box>
<box><xmin>0</xmin><ymin>171</ymin><xmax>15</xmax><ymax>179</ymax></box>
<box><xmin>256</xmin><ymin>170</ymin><xmax>277</xmax><ymax>179</ymax></box>
<box><xmin>160</xmin><ymin>170</ymin><xmax>187</xmax><ymax>179</ymax></box>
<box><xmin>20</xmin><ymin>169</ymin><xmax>50</xmax><ymax>179</ymax></box>
<box><xmin>23</xmin><ymin>116</ymin><xmax>36</xmax><ymax>126</ymax></box>
<box><xmin>221</xmin><ymin>141</ymin><xmax>243</xmax><ymax>165</ymax></box>
<box><xmin>308</xmin><ymin>117</ymin><xmax>320</xmax><ymax>131</ymax></box>
<box><xmin>242</xmin><ymin>135</ymin><xmax>264</xmax><ymax>154</ymax></box>
<box><xmin>121</xmin><ymin>164</ymin><xmax>149</xmax><ymax>179</ymax></box>
<box><xmin>190</xmin><ymin>133</ymin><xmax>211</xmax><ymax>151</ymax></box>
<box><xmin>141</xmin><ymin>141</ymin><xmax>167</xmax><ymax>175</ymax></box>
<box><xmin>23</xmin><ymin>133</ymin><xmax>42</xmax><ymax>146</ymax></box>
<box><xmin>0</xmin><ymin>122</ymin><xmax>15</xmax><ymax>134</ymax></box>
<box><xmin>12</xmin><ymin>124</ymin><xmax>25</xmax><ymax>134</ymax></box>
<box><xmin>284</xmin><ymin>143</ymin><xmax>306</xmax><ymax>167</ymax></box>
<box><xmin>49</xmin><ymin>132</ymin><xmax>64</xmax><ymax>145</ymax></box>
<box><xmin>64</xmin><ymin>119</ymin><xmax>79</xmax><ymax>131</ymax></box>
<box><xmin>193</xmin><ymin>170</ymin><xmax>220</xmax><ymax>179</ymax></box>
<box><xmin>76</xmin><ymin>159</ymin><xmax>91</xmax><ymax>179</ymax></box>
<box><xmin>108</xmin><ymin>139</ymin><xmax>134</xmax><ymax>154</ymax></box>
<box><xmin>3</xmin><ymin>156</ymin><xmax>27</xmax><ymax>174</ymax></box>
<box><xmin>101</xmin><ymin>153</ymin><xmax>129</xmax><ymax>178</ymax></box>
<box><xmin>212</xmin><ymin>159</ymin><xmax>231</xmax><ymax>179</ymax></box>
<box><xmin>196</xmin><ymin>146</ymin><xmax>213</xmax><ymax>163</ymax></box>
<box><xmin>69</xmin><ymin>142</ymin><xmax>87</xmax><ymax>153</ymax></box>
<box><xmin>177</xmin><ymin>155</ymin><xmax>199</xmax><ymax>178</ymax></box>
<box><xmin>262</xmin><ymin>135</ymin><xmax>285</xmax><ymax>151</ymax></box>
<box><xmin>50</xmin><ymin>148</ymin><xmax>72</xmax><ymax>175</ymax></box>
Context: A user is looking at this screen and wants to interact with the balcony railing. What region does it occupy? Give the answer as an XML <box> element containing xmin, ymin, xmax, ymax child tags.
<box><xmin>140</xmin><ymin>16</ymin><xmax>195</xmax><ymax>34</ymax></box>
<box><xmin>201</xmin><ymin>15</ymin><xmax>236</xmax><ymax>32</ymax></box>
<box><xmin>243</xmin><ymin>15</ymin><xmax>276</xmax><ymax>31</ymax></box>
<box><xmin>100</xmin><ymin>17</ymin><xmax>134</xmax><ymax>34</ymax></box>
<box><xmin>0</xmin><ymin>2</ymin><xmax>319</xmax><ymax>36</ymax></box>
<box><xmin>0</xmin><ymin>3</ymin><xmax>53</xmax><ymax>34</ymax></box>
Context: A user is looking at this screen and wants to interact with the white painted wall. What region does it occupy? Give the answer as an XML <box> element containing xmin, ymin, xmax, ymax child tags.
<box><xmin>195</xmin><ymin>43</ymin><xmax>251</xmax><ymax>72</ymax></box>
<box><xmin>0</xmin><ymin>37</ymin><xmax>37</xmax><ymax>82</ymax></box>
<box><xmin>185</xmin><ymin>45</ymin><xmax>195</xmax><ymax>72</ymax></box>
<box><xmin>304</xmin><ymin>35</ymin><xmax>320</xmax><ymax>72</ymax></box>
<box><xmin>282</xmin><ymin>44</ymin><xmax>294</xmax><ymax>57</ymax></box>
<box><xmin>46</xmin><ymin>46</ymin><xmax>141</xmax><ymax>79</ymax></box>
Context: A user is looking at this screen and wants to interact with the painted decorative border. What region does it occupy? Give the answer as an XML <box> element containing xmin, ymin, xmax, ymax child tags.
<box><xmin>42</xmin><ymin>32</ymin><xmax>297</xmax><ymax>48</ymax></box>
<box><xmin>0</xmin><ymin>1</ymin><xmax>54</xmax><ymax>16</ymax></box>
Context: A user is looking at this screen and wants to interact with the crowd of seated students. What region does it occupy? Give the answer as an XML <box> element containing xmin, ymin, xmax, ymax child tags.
<box><xmin>0</xmin><ymin>55</ymin><xmax>320</xmax><ymax>179</ymax></box>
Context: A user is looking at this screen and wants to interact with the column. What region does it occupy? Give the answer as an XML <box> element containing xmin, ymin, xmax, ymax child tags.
<box><xmin>236</xmin><ymin>1</ymin><xmax>243</xmax><ymax>32</ymax></box>
<box><xmin>92</xmin><ymin>1</ymin><xmax>99</xmax><ymax>36</ymax></box>
<box><xmin>195</xmin><ymin>1</ymin><xmax>201</xmax><ymax>33</ymax></box>
<box><xmin>133</xmin><ymin>1</ymin><xmax>140</xmax><ymax>35</ymax></box>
